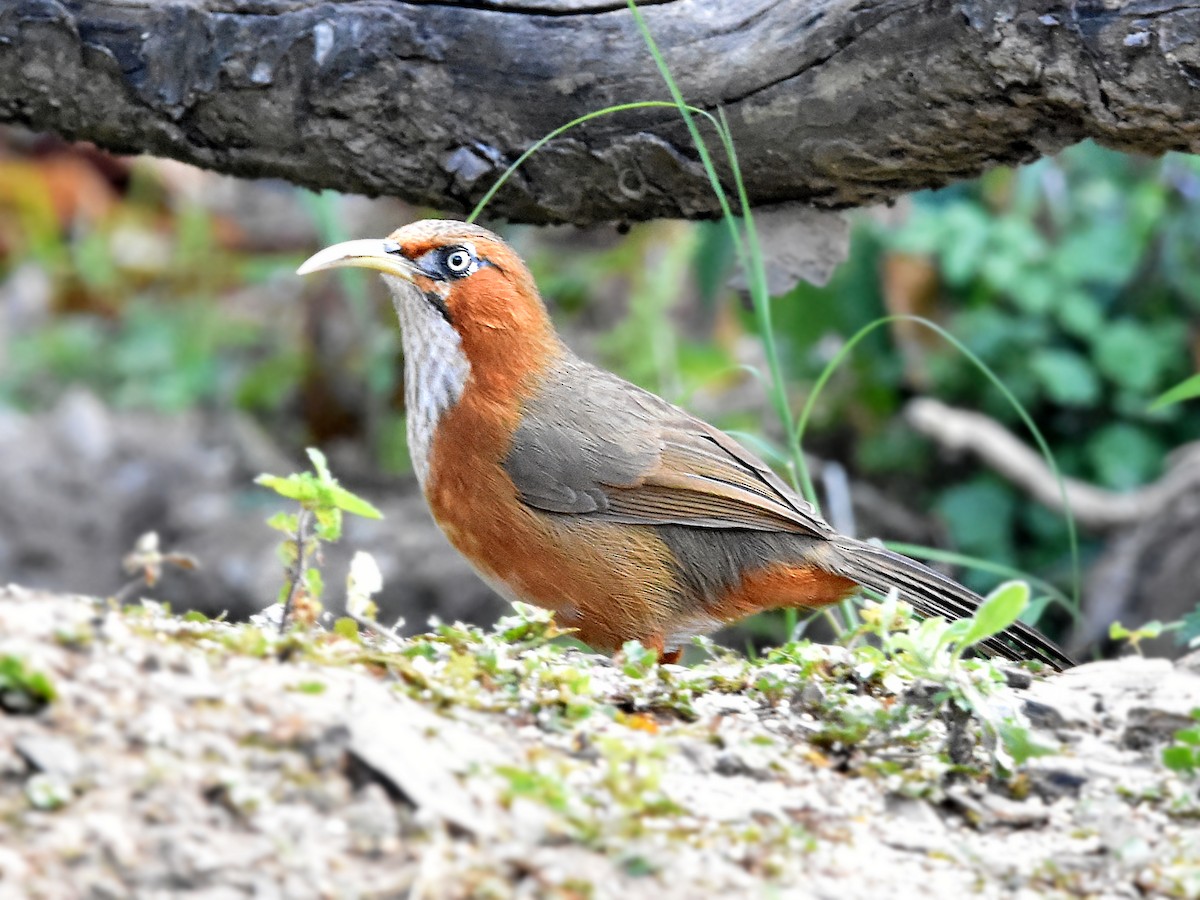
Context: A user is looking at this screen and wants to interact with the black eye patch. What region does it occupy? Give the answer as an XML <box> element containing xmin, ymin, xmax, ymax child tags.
<box><xmin>415</xmin><ymin>246</ymin><xmax>480</xmax><ymax>281</ymax></box>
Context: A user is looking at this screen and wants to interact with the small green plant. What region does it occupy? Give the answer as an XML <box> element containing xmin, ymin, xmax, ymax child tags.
<box><xmin>619</xmin><ymin>640</ymin><xmax>660</xmax><ymax>679</ymax></box>
<box><xmin>1162</xmin><ymin>710</ymin><xmax>1200</xmax><ymax>776</ymax></box>
<box><xmin>0</xmin><ymin>653</ymin><xmax>57</xmax><ymax>713</ymax></box>
<box><xmin>854</xmin><ymin>581</ymin><xmax>1056</xmax><ymax>771</ymax></box>
<box><xmin>1109</xmin><ymin>619</ymin><xmax>1184</xmax><ymax>655</ymax></box>
<box><xmin>256</xmin><ymin>447</ymin><xmax>383</xmax><ymax>631</ymax></box>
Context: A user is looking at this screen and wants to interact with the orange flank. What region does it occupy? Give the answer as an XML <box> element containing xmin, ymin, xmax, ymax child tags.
<box><xmin>713</xmin><ymin>564</ymin><xmax>857</xmax><ymax>622</ymax></box>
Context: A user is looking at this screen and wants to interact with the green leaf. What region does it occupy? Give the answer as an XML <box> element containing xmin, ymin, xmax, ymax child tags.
<box><xmin>306</xmin><ymin>567</ymin><xmax>324</xmax><ymax>601</ymax></box>
<box><xmin>1151</xmin><ymin>372</ymin><xmax>1200</xmax><ymax>411</ymax></box>
<box><xmin>1173</xmin><ymin>728</ymin><xmax>1200</xmax><ymax>746</ymax></box>
<box><xmin>622</xmin><ymin>856</ymin><xmax>658</xmax><ymax>878</ymax></box>
<box><xmin>276</xmin><ymin>540</ymin><xmax>298</xmax><ymax>567</ymax></box>
<box><xmin>938</xmin><ymin>203</ymin><xmax>991</xmax><ymax>286</ymax></box>
<box><xmin>998</xmin><ymin>719</ymin><xmax>1057</xmax><ymax>765</ymax></box>
<box><xmin>256</xmin><ymin>472</ymin><xmax>318</xmax><ymax>503</ymax></box>
<box><xmin>314</xmin><ymin>483</ymin><xmax>337</xmax><ymax>510</ymax></box>
<box><xmin>934</xmin><ymin>618</ymin><xmax>973</xmax><ymax>657</ymax></box>
<box><xmin>1180</xmin><ymin>607</ymin><xmax>1200</xmax><ymax>646</ymax></box>
<box><xmin>958</xmin><ymin>581</ymin><xmax>1029</xmax><ymax>653</ymax></box>
<box><xmin>1054</xmin><ymin>221</ymin><xmax>1144</xmax><ymax>288</ymax></box>
<box><xmin>1029</xmin><ymin>348</ymin><xmax>1101</xmax><ymax>408</ymax></box>
<box><xmin>1094</xmin><ymin>323</ymin><xmax>1166</xmax><ymax>394</ymax></box>
<box><xmin>0</xmin><ymin>654</ymin><xmax>57</xmax><ymax>705</ymax></box>
<box><xmin>327</xmin><ymin>485</ymin><xmax>384</xmax><ymax>520</ymax></box>
<box><xmin>1056</xmin><ymin>290</ymin><xmax>1104</xmax><ymax>340</ymax></box>
<box><xmin>1162</xmin><ymin>744</ymin><xmax>1198</xmax><ymax>774</ymax></box>
<box><xmin>233</xmin><ymin>626</ymin><xmax>270</xmax><ymax>657</ymax></box>
<box><xmin>313</xmin><ymin>507</ymin><xmax>343</xmax><ymax>542</ymax></box>
<box><xmin>621</xmin><ymin>640</ymin><xmax>658</xmax><ymax>679</ymax></box>
<box><xmin>334</xmin><ymin>617</ymin><xmax>360</xmax><ymax>640</ymax></box>
<box><xmin>306</xmin><ymin>447</ymin><xmax>334</xmax><ymax>484</ymax></box>
<box><xmin>1004</xmin><ymin>269</ymin><xmax>1055</xmax><ymax>315</ymax></box>
<box><xmin>1109</xmin><ymin>619</ymin><xmax>1167</xmax><ymax>648</ymax></box>
<box><xmin>495</xmin><ymin>765</ymin><xmax>570</xmax><ymax>813</ymax></box>
<box><xmin>1133</xmin><ymin>620</ymin><xmax>1164</xmax><ymax>640</ymax></box>
<box><xmin>265</xmin><ymin>512</ymin><xmax>300</xmax><ymax>534</ymax></box>
<box><xmin>1086</xmin><ymin>424</ymin><xmax>1162</xmax><ymax>490</ymax></box>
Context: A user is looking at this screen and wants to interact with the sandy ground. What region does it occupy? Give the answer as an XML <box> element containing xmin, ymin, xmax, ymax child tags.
<box><xmin>1</xmin><ymin>586</ymin><xmax>1199</xmax><ymax>898</ymax></box>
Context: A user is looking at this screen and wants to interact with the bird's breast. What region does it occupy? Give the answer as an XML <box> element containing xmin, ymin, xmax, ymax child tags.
<box><xmin>391</xmin><ymin>278</ymin><xmax>471</xmax><ymax>488</ymax></box>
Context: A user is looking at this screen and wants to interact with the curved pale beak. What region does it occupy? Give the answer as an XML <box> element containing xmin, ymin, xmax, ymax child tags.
<box><xmin>296</xmin><ymin>239</ymin><xmax>420</xmax><ymax>280</ymax></box>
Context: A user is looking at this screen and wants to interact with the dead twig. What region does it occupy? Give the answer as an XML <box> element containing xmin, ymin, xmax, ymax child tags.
<box><xmin>112</xmin><ymin>532</ymin><xmax>200</xmax><ymax>605</ymax></box>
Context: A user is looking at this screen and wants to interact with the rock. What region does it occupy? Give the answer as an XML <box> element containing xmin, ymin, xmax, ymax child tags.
<box><xmin>1177</xmin><ymin>648</ymin><xmax>1200</xmax><ymax>674</ymax></box>
<box><xmin>728</xmin><ymin>204</ymin><xmax>850</xmax><ymax>292</ymax></box>
<box><xmin>1024</xmin><ymin>761</ymin><xmax>1088</xmax><ymax>802</ymax></box>
<box><xmin>0</xmin><ymin>846</ymin><xmax>29</xmax><ymax>883</ymax></box>
<box><xmin>14</xmin><ymin>733</ymin><xmax>83</xmax><ymax>782</ymax></box>
<box><xmin>343</xmin><ymin>783</ymin><xmax>401</xmax><ymax>854</ymax></box>
<box><xmin>1022</xmin><ymin>657</ymin><xmax>1200</xmax><ymax>743</ymax></box>
<box><xmin>881</xmin><ymin>795</ymin><xmax>950</xmax><ymax>852</ymax></box>
<box><xmin>347</xmin><ymin>680</ymin><xmax>502</xmax><ymax>837</ymax></box>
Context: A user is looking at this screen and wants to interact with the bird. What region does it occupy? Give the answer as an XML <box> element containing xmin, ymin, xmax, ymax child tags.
<box><xmin>297</xmin><ymin>219</ymin><xmax>1073</xmax><ymax>670</ymax></box>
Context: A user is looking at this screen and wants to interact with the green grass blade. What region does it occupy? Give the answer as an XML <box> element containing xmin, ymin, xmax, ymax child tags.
<box><xmin>625</xmin><ymin>2</ymin><xmax>816</xmax><ymax>505</ymax></box>
<box><xmin>713</xmin><ymin>108</ymin><xmax>815</xmax><ymax>504</ymax></box>
<box><xmin>628</xmin><ymin>0</ymin><xmax>837</xmax><ymax>624</ymax></box>
<box><xmin>794</xmin><ymin>314</ymin><xmax>1081</xmax><ymax>618</ymax></box>
<box><xmin>1151</xmin><ymin>372</ymin><xmax>1200</xmax><ymax>411</ymax></box>
<box><xmin>623</xmin><ymin>2</ymin><xmax>740</xmax><ymax>234</ymax></box>
<box><xmin>467</xmin><ymin>101</ymin><xmax>727</xmax><ymax>224</ymax></box>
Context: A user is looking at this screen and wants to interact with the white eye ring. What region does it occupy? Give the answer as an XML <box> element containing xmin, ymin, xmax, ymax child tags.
<box><xmin>445</xmin><ymin>248</ymin><xmax>472</xmax><ymax>275</ymax></box>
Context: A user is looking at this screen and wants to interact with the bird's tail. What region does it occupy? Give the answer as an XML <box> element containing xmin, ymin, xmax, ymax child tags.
<box><xmin>828</xmin><ymin>537</ymin><xmax>1073</xmax><ymax>671</ymax></box>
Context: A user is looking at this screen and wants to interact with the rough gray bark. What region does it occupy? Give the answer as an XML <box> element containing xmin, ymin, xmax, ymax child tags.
<box><xmin>2</xmin><ymin>0</ymin><xmax>1199</xmax><ymax>224</ymax></box>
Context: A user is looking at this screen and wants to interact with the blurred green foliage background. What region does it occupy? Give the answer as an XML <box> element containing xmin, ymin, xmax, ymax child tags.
<box><xmin>774</xmin><ymin>144</ymin><xmax>1200</xmax><ymax>596</ymax></box>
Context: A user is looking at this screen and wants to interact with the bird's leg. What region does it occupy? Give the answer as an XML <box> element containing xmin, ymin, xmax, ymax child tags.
<box><xmin>641</xmin><ymin>634</ymin><xmax>682</xmax><ymax>665</ymax></box>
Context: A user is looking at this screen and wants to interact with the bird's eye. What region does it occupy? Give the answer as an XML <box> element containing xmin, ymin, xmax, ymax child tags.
<box><xmin>444</xmin><ymin>247</ymin><xmax>473</xmax><ymax>275</ymax></box>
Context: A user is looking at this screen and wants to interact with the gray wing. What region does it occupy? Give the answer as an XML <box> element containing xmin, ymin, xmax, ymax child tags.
<box><xmin>503</xmin><ymin>358</ymin><xmax>833</xmax><ymax>537</ymax></box>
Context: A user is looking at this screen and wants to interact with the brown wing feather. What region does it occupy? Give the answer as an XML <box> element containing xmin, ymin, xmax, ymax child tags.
<box><xmin>504</xmin><ymin>358</ymin><xmax>832</xmax><ymax>537</ymax></box>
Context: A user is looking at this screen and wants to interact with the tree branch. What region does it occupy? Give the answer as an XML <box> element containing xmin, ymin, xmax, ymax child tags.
<box><xmin>3</xmin><ymin>0</ymin><xmax>1200</xmax><ymax>224</ymax></box>
<box><xmin>905</xmin><ymin>397</ymin><xmax>1200</xmax><ymax>530</ymax></box>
